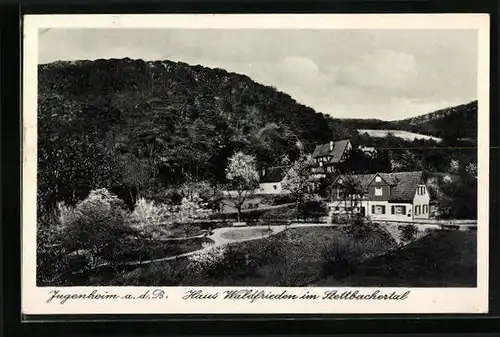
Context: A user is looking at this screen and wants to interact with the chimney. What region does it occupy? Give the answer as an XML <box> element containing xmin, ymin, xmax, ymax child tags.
<box><xmin>329</xmin><ymin>141</ymin><xmax>334</xmax><ymax>151</ymax></box>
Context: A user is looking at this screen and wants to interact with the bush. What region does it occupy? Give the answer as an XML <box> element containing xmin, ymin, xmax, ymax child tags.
<box><xmin>343</xmin><ymin>216</ymin><xmax>372</xmax><ymax>239</ymax></box>
<box><xmin>321</xmin><ymin>235</ymin><xmax>363</xmax><ymax>279</ymax></box>
<box><xmin>130</xmin><ymin>197</ymin><xmax>173</xmax><ymax>237</ymax></box>
<box><xmin>271</xmin><ymin>194</ymin><xmax>295</xmax><ymax>205</ymax></box>
<box><xmin>190</xmin><ymin>244</ymin><xmax>258</xmax><ymax>279</ymax></box>
<box><xmin>298</xmin><ymin>197</ymin><xmax>327</xmax><ymax>219</ymax></box>
<box><xmin>37</xmin><ymin>223</ymin><xmax>71</xmax><ymax>285</ymax></box>
<box><xmin>60</xmin><ymin>188</ymin><xmax>137</xmax><ymax>266</ymax></box>
<box><xmin>399</xmin><ymin>224</ymin><xmax>419</xmax><ymax>243</ymax></box>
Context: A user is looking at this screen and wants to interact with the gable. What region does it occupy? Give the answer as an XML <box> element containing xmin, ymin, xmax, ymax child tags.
<box><xmin>329</xmin><ymin>140</ymin><xmax>351</xmax><ymax>164</ymax></box>
<box><xmin>336</xmin><ymin>171</ymin><xmax>424</xmax><ymax>202</ymax></box>
<box><xmin>367</xmin><ymin>173</ymin><xmax>392</xmax><ymax>187</ymax></box>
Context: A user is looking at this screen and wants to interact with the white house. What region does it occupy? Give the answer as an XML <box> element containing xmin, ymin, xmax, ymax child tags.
<box><xmin>328</xmin><ymin>171</ymin><xmax>431</xmax><ymax>221</ymax></box>
<box><xmin>256</xmin><ymin>165</ymin><xmax>291</xmax><ymax>195</ymax></box>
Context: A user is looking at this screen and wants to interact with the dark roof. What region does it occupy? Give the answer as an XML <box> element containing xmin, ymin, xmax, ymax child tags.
<box><xmin>260</xmin><ymin>166</ymin><xmax>291</xmax><ymax>183</ymax></box>
<box><xmin>312</xmin><ymin>139</ymin><xmax>351</xmax><ymax>163</ymax></box>
<box><xmin>335</xmin><ymin>171</ymin><xmax>424</xmax><ymax>202</ymax></box>
<box><xmin>335</xmin><ymin>173</ymin><xmax>376</xmax><ymax>192</ymax></box>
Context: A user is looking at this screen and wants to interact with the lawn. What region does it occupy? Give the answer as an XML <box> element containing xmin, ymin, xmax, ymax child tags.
<box><xmin>220</xmin><ymin>227</ymin><xmax>273</xmax><ymax>240</ymax></box>
<box><xmin>115</xmin><ymin>236</ymin><xmax>214</xmax><ymax>263</ymax></box>
<box><xmin>111</xmin><ymin>225</ymin><xmax>396</xmax><ymax>287</ymax></box>
<box><xmin>102</xmin><ymin>227</ymin><xmax>476</xmax><ymax>288</ymax></box>
<box><xmin>313</xmin><ymin>230</ymin><xmax>477</xmax><ymax>287</ymax></box>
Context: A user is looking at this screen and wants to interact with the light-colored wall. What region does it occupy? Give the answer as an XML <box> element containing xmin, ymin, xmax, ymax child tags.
<box><xmin>256</xmin><ymin>182</ymin><xmax>284</xmax><ymax>194</ymax></box>
<box><xmin>413</xmin><ymin>184</ymin><xmax>431</xmax><ymax>219</ymax></box>
<box><xmin>328</xmin><ymin>200</ymin><xmax>413</xmax><ymax>221</ymax></box>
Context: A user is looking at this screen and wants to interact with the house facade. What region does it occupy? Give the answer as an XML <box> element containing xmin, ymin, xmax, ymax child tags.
<box><xmin>328</xmin><ymin>171</ymin><xmax>430</xmax><ymax>221</ymax></box>
<box><xmin>256</xmin><ymin>165</ymin><xmax>291</xmax><ymax>195</ymax></box>
<box><xmin>311</xmin><ymin>139</ymin><xmax>352</xmax><ymax>179</ymax></box>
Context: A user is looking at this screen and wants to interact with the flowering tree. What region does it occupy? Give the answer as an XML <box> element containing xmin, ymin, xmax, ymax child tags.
<box><xmin>175</xmin><ymin>197</ymin><xmax>211</xmax><ymax>237</ymax></box>
<box><xmin>130</xmin><ymin>197</ymin><xmax>174</xmax><ymax>238</ymax></box>
<box><xmin>465</xmin><ymin>162</ymin><xmax>477</xmax><ymax>179</ymax></box>
<box><xmin>225</xmin><ymin>151</ymin><xmax>260</xmax><ymax>222</ymax></box>
<box><xmin>449</xmin><ymin>159</ymin><xmax>460</xmax><ymax>174</ymax></box>
<box><xmin>282</xmin><ymin>160</ymin><xmax>315</xmax><ymax>221</ymax></box>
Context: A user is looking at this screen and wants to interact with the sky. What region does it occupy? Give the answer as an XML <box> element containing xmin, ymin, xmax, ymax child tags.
<box><xmin>38</xmin><ymin>28</ymin><xmax>478</xmax><ymax>120</ymax></box>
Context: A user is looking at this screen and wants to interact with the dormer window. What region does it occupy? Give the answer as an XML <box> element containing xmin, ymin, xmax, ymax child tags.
<box><xmin>417</xmin><ymin>185</ymin><xmax>426</xmax><ymax>195</ymax></box>
<box><xmin>375</xmin><ymin>176</ymin><xmax>381</xmax><ymax>183</ymax></box>
<box><xmin>375</xmin><ymin>187</ymin><xmax>383</xmax><ymax>196</ymax></box>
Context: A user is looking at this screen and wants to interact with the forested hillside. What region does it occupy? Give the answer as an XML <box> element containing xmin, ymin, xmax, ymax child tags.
<box><xmin>37</xmin><ymin>58</ymin><xmax>477</xmax><ymax>211</ymax></box>
<box><xmin>394</xmin><ymin>101</ymin><xmax>478</xmax><ymax>141</ymax></box>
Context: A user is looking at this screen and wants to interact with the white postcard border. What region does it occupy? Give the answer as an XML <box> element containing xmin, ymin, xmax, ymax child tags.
<box><xmin>22</xmin><ymin>13</ymin><xmax>490</xmax><ymax>315</ymax></box>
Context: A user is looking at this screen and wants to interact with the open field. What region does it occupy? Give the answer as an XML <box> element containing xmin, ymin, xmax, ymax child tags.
<box><xmin>357</xmin><ymin>129</ymin><xmax>443</xmax><ymax>143</ymax></box>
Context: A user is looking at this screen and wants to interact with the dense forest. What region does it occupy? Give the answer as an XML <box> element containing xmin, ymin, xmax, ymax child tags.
<box><xmin>38</xmin><ymin>58</ymin><xmax>478</xmax><ymax>212</ymax></box>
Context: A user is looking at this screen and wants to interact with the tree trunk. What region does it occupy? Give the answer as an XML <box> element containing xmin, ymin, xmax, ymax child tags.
<box><xmin>129</xmin><ymin>189</ymin><xmax>135</xmax><ymax>205</ymax></box>
<box><xmin>237</xmin><ymin>206</ymin><xmax>242</xmax><ymax>222</ymax></box>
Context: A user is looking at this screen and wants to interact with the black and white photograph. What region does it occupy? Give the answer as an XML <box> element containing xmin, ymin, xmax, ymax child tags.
<box><xmin>22</xmin><ymin>14</ymin><xmax>489</xmax><ymax>315</ymax></box>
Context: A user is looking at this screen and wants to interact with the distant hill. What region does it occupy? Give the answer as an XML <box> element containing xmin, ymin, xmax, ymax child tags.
<box><xmin>37</xmin><ymin>58</ymin><xmax>477</xmax><ymax>208</ymax></box>
<box><xmin>392</xmin><ymin>100</ymin><xmax>478</xmax><ymax>141</ymax></box>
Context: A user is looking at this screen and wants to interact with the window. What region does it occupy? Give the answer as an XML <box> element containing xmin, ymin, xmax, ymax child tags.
<box><xmin>415</xmin><ymin>205</ymin><xmax>421</xmax><ymax>215</ymax></box>
<box><xmin>417</xmin><ymin>186</ymin><xmax>426</xmax><ymax>195</ymax></box>
<box><xmin>375</xmin><ymin>176</ymin><xmax>381</xmax><ymax>182</ymax></box>
<box><xmin>373</xmin><ymin>205</ymin><xmax>385</xmax><ymax>215</ymax></box>
<box><xmin>375</xmin><ymin>187</ymin><xmax>383</xmax><ymax>196</ymax></box>
<box><xmin>423</xmin><ymin>204</ymin><xmax>428</xmax><ymax>214</ymax></box>
<box><xmin>392</xmin><ymin>205</ymin><xmax>406</xmax><ymax>215</ymax></box>
<box><xmin>335</xmin><ymin>189</ymin><xmax>341</xmax><ymax>199</ymax></box>
<box><xmin>273</xmin><ymin>185</ymin><xmax>277</xmax><ymax>190</ymax></box>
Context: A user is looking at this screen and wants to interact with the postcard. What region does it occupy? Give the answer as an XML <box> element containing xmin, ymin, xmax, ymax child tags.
<box><xmin>22</xmin><ymin>13</ymin><xmax>489</xmax><ymax>315</ymax></box>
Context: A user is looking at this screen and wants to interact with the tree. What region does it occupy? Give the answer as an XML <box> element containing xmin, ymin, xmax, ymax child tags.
<box><xmin>225</xmin><ymin>151</ymin><xmax>260</xmax><ymax>222</ymax></box>
<box><xmin>120</xmin><ymin>153</ymin><xmax>154</xmax><ymax>204</ymax></box>
<box><xmin>282</xmin><ymin>160</ymin><xmax>316</xmax><ymax>221</ymax></box>
<box><xmin>373</xmin><ymin>149</ymin><xmax>392</xmax><ymax>173</ymax></box>
<box><xmin>175</xmin><ymin>197</ymin><xmax>210</xmax><ymax>237</ymax></box>
<box><xmin>465</xmin><ymin>162</ymin><xmax>477</xmax><ymax>178</ymax></box>
<box><xmin>449</xmin><ymin>159</ymin><xmax>460</xmax><ymax>174</ymax></box>
<box><xmin>59</xmin><ymin>189</ymin><xmax>138</xmax><ymax>273</ymax></box>
<box><xmin>337</xmin><ymin>175</ymin><xmax>366</xmax><ymax>219</ymax></box>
